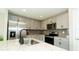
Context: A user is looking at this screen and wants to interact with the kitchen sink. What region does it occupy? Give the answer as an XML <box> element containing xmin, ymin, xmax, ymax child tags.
<box><xmin>31</xmin><ymin>40</ymin><xmax>39</xmax><ymax>45</ymax></box>
<box><xmin>23</xmin><ymin>38</ymin><xmax>40</xmax><ymax>46</ymax></box>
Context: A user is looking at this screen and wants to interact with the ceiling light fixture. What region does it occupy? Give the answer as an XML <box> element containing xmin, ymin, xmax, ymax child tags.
<box><xmin>22</xmin><ymin>9</ymin><xmax>26</xmax><ymax>12</ymax></box>
<box><xmin>40</xmin><ymin>16</ymin><xmax>43</xmax><ymax>17</ymax></box>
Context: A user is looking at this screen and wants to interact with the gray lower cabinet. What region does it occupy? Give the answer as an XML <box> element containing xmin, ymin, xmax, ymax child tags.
<box><xmin>54</xmin><ymin>37</ymin><xmax>69</xmax><ymax>50</ymax></box>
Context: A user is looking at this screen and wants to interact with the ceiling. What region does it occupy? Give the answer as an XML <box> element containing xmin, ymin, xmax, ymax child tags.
<box><xmin>8</xmin><ymin>8</ymin><xmax>68</xmax><ymax>20</ymax></box>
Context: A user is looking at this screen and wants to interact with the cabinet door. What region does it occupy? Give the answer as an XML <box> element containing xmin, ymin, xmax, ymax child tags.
<box><xmin>56</xmin><ymin>16</ymin><xmax>63</xmax><ymax>29</ymax></box>
<box><xmin>61</xmin><ymin>13</ymin><xmax>69</xmax><ymax>29</ymax></box>
<box><xmin>56</xmin><ymin>13</ymin><xmax>69</xmax><ymax>29</ymax></box>
<box><xmin>38</xmin><ymin>35</ymin><xmax>45</xmax><ymax>41</ymax></box>
<box><xmin>54</xmin><ymin>37</ymin><xmax>69</xmax><ymax>50</ymax></box>
<box><xmin>60</xmin><ymin>38</ymin><xmax>69</xmax><ymax>50</ymax></box>
<box><xmin>54</xmin><ymin>37</ymin><xmax>60</xmax><ymax>46</ymax></box>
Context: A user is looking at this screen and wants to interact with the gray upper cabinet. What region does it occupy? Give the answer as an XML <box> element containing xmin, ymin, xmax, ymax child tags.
<box><xmin>56</xmin><ymin>12</ymin><xmax>69</xmax><ymax>29</ymax></box>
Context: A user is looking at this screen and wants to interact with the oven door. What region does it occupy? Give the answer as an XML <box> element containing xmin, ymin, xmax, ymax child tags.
<box><xmin>45</xmin><ymin>36</ymin><xmax>54</xmax><ymax>45</ymax></box>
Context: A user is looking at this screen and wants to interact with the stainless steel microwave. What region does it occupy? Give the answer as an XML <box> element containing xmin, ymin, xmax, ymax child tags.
<box><xmin>47</xmin><ymin>23</ymin><xmax>56</xmax><ymax>30</ymax></box>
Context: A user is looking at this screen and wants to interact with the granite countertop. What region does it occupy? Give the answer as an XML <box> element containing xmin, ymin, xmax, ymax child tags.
<box><xmin>0</xmin><ymin>38</ymin><xmax>67</xmax><ymax>51</ymax></box>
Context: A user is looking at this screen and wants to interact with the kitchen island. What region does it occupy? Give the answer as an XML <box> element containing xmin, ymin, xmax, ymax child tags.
<box><xmin>0</xmin><ymin>38</ymin><xmax>67</xmax><ymax>51</ymax></box>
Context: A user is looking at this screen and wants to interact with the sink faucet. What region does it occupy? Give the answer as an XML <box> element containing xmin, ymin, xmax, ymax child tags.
<box><xmin>19</xmin><ymin>29</ymin><xmax>27</xmax><ymax>45</ymax></box>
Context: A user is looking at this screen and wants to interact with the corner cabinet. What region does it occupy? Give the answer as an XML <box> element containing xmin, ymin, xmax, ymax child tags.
<box><xmin>54</xmin><ymin>37</ymin><xmax>69</xmax><ymax>50</ymax></box>
<box><xmin>56</xmin><ymin>12</ymin><xmax>69</xmax><ymax>29</ymax></box>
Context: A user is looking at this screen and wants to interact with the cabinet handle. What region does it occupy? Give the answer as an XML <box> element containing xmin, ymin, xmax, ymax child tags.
<box><xmin>59</xmin><ymin>42</ymin><xmax>61</xmax><ymax>45</ymax></box>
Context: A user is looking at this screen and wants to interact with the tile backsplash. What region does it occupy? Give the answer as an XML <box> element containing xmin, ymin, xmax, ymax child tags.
<box><xmin>47</xmin><ymin>29</ymin><xmax>69</xmax><ymax>38</ymax></box>
<box><xmin>56</xmin><ymin>29</ymin><xmax>69</xmax><ymax>37</ymax></box>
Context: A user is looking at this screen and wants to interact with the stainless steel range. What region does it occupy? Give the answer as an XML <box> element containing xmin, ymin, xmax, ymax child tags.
<box><xmin>45</xmin><ymin>32</ymin><xmax>58</xmax><ymax>45</ymax></box>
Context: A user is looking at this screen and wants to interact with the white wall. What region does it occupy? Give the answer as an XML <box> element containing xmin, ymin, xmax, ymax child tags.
<box><xmin>69</xmin><ymin>8</ymin><xmax>79</xmax><ymax>50</ymax></box>
<box><xmin>0</xmin><ymin>9</ymin><xmax>8</xmax><ymax>42</ymax></box>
